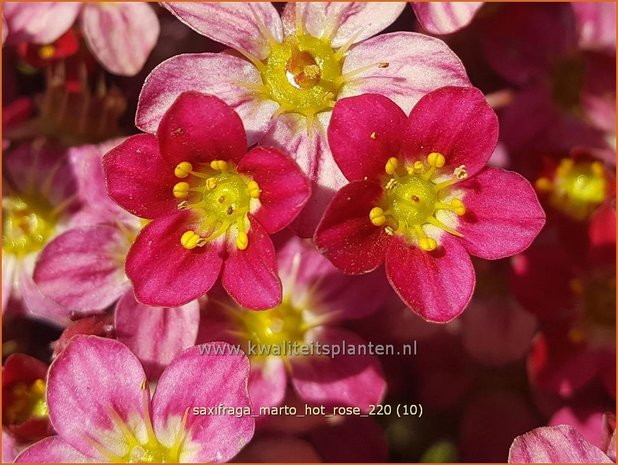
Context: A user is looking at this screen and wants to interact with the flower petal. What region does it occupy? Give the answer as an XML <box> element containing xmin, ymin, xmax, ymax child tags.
<box><xmin>413</xmin><ymin>2</ymin><xmax>483</xmax><ymax>35</ymax></box>
<box><xmin>136</xmin><ymin>53</ymin><xmax>278</xmax><ymax>143</ymax></box>
<box><xmin>126</xmin><ymin>211</ymin><xmax>224</xmax><ymax>307</ymax></box>
<box><xmin>3</xmin><ymin>254</ymin><xmax>16</xmax><ymax>312</ymax></box>
<box><xmin>16</xmin><ymin>436</ymin><xmax>93</xmax><ymax>463</ymax></box>
<box><xmin>3</xmin><ymin>2</ymin><xmax>80</xmax><ymax>45</ymax></box>
<box><xmin>81</xmin><ymin>3</ymin><xmax>159</xmax><ymax>76</ymax></box>
<box><xmin>290</xmin><ymin>328</ymin><xmax>385</xmax><ymax>412</ymax></box>
<box><xmin>47</xmin><ymin>335</ymin><xmax>147</xmax><ymax>459</ymax></box>
<box><xmin>573</xmin><ymin>3</ymin><xmax>617</xmax><ymax>51</ymax></box>
<box><xmin>19</xmin><ymin>263</ymin><xmax>71</xmax><ymax>327</ymax></box>
<box><xmin>157</xmin><ymin>92</ymin><xmax>247</xmax><ymax>166</ymax></box>
<box><xmin>340</xmin><ymin>32</ymin><xmax>470</xmax><ymax>114</ymax></box>
<box><xmin>248</xmin><ymin>357</ymin><xmax>287</xmax><ymax>411</ymax></box>
<box><xmin>221</xmin><ymin>217</ymin><xmax>281</xmax><ymax>310</ymax></box>
<box><xmin>33</xmin><ymin>225</ymin><xmax>130</xmax><ymax>315</ymax></box>
<box><xmin>385</xmin><ymin>234</ymin><xmax>474</xmax><ymax>323</ymax></box>
<box><xmin>457</xmin><ymin>168</ymin><xmax>546</xmax><ymax>260</ymax></box>
<box><xmin>103</xmin><ymin>134</ymin><xmax>178</xmax><ymax>219</ymax></box>
<box><xmin>114</xmin><ymin>291</ymin><xmax>200</xmax><ymax>380</ymax></box>
<box><xmin>238</xmin><ymin>146</ymin><xmax>311</xmax><ymax>234</ymax></box>
<box><xmin>508</xmin><ymin>425</ymin><xmax>612</xmax><ymax>463</ymax></box>
<box><xmin>328</xmin><ymin>93</ymin><xmax>407</xmax><ymax>182</ymax></box>
<box><xmin>162</xmin><ymin>2</ymin><xmax>283</xmax><ymax>60</ymax></box>
<box><xmin>151</xmin><ymin>343</ymin><xmax>254</xmax><ymax>462</ymax></box>
<box><xmin>314</xmin><ymin>181</ymin><xmax>389</xmax><ymax>274</ymax></box>
<box><xmin>282</xmin><ymin>2</ymin><xmax>406</xmax><ymax>48</ymax></box>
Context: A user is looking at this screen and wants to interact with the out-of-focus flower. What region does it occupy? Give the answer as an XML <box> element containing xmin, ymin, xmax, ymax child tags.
<box><xmin>3</xmin><ymin>2</ymin><xmax>159</xmax><ymax>76</ymax></box>
<box><xmin>16</xmin><ymin>336</ymin><xmax>254</xmax><ymax>463</ymax></box>
<box><xmin>137</xmin><ymin>1</ymin><xmax>471</xmax><ymax>236</ymax></box>
<box><xmin>411</xmin><ymin>2</ymin><xmax>483</xmax><ymax>35</ymax></box>
<box><xmin>2</xmin><ymin>429</ymin><xmax>17</xmax><ymax>463</ymax></box>
<box><xmin>315</xmin><ymin>87</ymin><xmax>545</xmax><ymax>322</ymax></box>
<box><xmin>104</xmin><ymin>92</ymin><xmax>310</xmax><ymax>309</ymax></box>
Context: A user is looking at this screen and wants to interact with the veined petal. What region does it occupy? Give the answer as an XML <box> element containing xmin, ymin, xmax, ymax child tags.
<box><xmin>162</xmin><ymin>2</ymin><xmax>283</xmax><ymax>60</ymax></box>
<box><xmin>16</xmin><ymin>437</ymin><xmax>94</xmax><ymax>463</ymax></box>
<box><xmin>3</xmin><ymin>2</ymin><xmax>80</xmax><ymax>45</ymax></box>
<box><xmin>248</xmin><ymin>357</ymin><xmax>287</xmax><ymax>412</ymax></box>
<box><xmin>413</xmin><ymin>2</ymin><xmax>483</xmax><ymax>35</ymax></box>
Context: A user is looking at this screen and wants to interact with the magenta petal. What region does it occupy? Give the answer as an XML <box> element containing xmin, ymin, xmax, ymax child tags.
<box><xmin>221</xmin><ymin>217</ymin><xmax>282</xmax><ymax>310</ymax></box>
<box><xmin>16</xmin><ymin>436</ymin><xmax>93</xmax><ymax>463</ymax></box>
<box><xmin>573</xmin><ymin>3</ymin><xmax>617</xmax><ymax>51</ymax></box>
<box><xmin>458</xmin><ymin>168</ymin><xmax>546</xmax><ymax>260</ymax></box>
<box><xmin>19</xmin><ymin>265</ymin><xmax>71</xmax><ymax>327</ymax></box>
<box><xmin>3</xmin><ymin>429</ymin><xmax>17</xmax><ymax>463</ymax></box>
<box><xmin>413</xmin><ymin>2</ymin><xmax>483</xmax><ymax>35</ymax></box>
<box><xmin>238</xmin><ymin>147</ymin><xmax>311</xmax><ymax>234</ymax></box>
<box><xmin>34</xmin><ymin>225</ymin><xmax>130</xmax><ymax>315</ymax></box>
<box><xmin>151</xmin><ymin>344</ymin><xmax>254</xmax><ymax>462</ymax></box>
<box><xmin>315</xmin><ymin>181</ymin><xmax>389</xmax><ymax>274</ymax></box>
<box><xmin>290</xmin><ymin>328</ymin><xmax>385</xmax><ymax>412</ymax></box>
<box><xmin>508</xmin><ymin>425</ymin><xmax>612</xmax><ymax>463</ymax></box>
<box><xmin>81</xmin><ymin>3</ymin><xmax>159</xmax><ymax>76</ymax></box>
<box><xmin>114</xmin><ymin>291</ymin><xmax>200</xmax><ymax>380</ymax></box>
<box><xmin>103</xmin><ymin>134</ymin><xmax>178</xmax><ymax>219</ymax></box>
<box><xmin>157</xmin><ymin>92</ymin><xmax>247</xmax><ymax>166</ymax></box>
<box><xmin>47</xmin><ymin>335</ymin><xmax>147</xmax><ymax>459</ymax></box>
<box><xmin>248</xmin><ymin>357</ymin><xmax>287</xmax><ymax>411</ymax></box>
<box><xmin>386</xmin><ymin>234</ymin><xmax>474</xmax><ymax>323</ymax></box>
<box><xmin>136</xmin><ymin>53</ymin><xmax>277</xmax><ymax>142</ymax></box>
<box><xmin>328</xmin><ymin>94</ymin><xmax>406</xmax><ymax>182</ymax></box>
<box><xmin>126</xmin><ymin>211</ymin><xmax>224</xmax><ymax>307</ymax></box>
<box><xmin>340</xmin><ymin>32</ymin><xmax>470</xmax><ymax>114</ymax></box>
<box><xmin>162</xmin><ymin>2</ymin><xmax>283</xmax><ymax>60</ymax></box>
<box><xmin>402</xmin><ymin>86</ymin><xmax>498</xmax><ymax>178</ymax></box>
<box><xmin>3</xmin><ymin>2</ymin><xmax>80</xmax><ymax>45</ymax></box>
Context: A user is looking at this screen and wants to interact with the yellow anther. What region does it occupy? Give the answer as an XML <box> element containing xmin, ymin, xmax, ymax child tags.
<box><xmin>591</xmin><ymin>161</ymin><xmax>605</xmax><ymax>177</ymax></box>
<box><xmin>454</xmin><ymin>165</ymin><xmax>468</xmax><ymax>180</ymax></box>
<box><xmin>180</xmin><ymin>230</ymin><xmax>201</xmax><ymax>249</ymax></box>
<box><xmin>385</xmin><ymin>157</ymin><xmax>399</xmax><ymax>175</ymax></box>
<box><xmin>384</xmin><ymin>226</ymin><xmax>395</xmax><ymax>236</ymax></box>
<box><xmin>172</xmin><ymin>182</ymin><xmax>190</xmax><ymax>199</ymax></box>
<box><xmin>247</xmin><ymin>180</ymin><xmax>261</xmax><ymax>199</ymax></box>
<box><xmin>31</xmin><ymin>379</ymin><xmax>46</xmax><ymax>396</ymax></box>
<box><xmin>385</xmin><ymin>178</ymin><xmax>397</xmax><ymax>190</ymax></box>
<box><xmin>427</xmin><ymin>152</ymin><xmax>446</xmax><ymax>168</ymax></box>
<box><xmin>206</xmin><ymin>178</ymin><xmax>218</xmax><ymax>190</ymax></box>
<box><xmin>236</xmin><ymin>231</ymin><xmax>249</xmax><ymax>250</ymax></box>
<box><xmin>451</xmin><ymin>198</ymin><xmax>466</xmax><ymax>216</ymax></box>
<box><xmin>38</xmin><ymin>45</ymin><xmax>55</xmax><ymax>60</ymax></box>
<box><xmin>174</xmin><ymin>161</ymin><xmax>193</xmax><ymax>178</ymax></box>
<box><xmin>535</xmin><ymin>177</ymin><xmax>553</xmax><ymax>192</ymax></box>
<box><xmin>370</xmin><ymin>132</ymin><xmax>377</xmax><ymax>140</ymax></box>
<box><xmin>369</xmin><ymin>207</ymin><xmax>386</xmax><ymax>226</ymax></box>
<box><xmin>210</xmin><ymin>160</ymin><xmax>228</xmax><ymax>172</ymax></box>
<box><xmin>419</xmin><ymin>237</ymin><xmax>437</xmax><ymax>251</ymax></box>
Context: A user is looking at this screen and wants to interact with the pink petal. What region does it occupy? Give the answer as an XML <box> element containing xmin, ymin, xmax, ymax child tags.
<box><xmin>103</xmin><ymin>134</ymin><xmax>178</xmax><ymax>219</ymax></box>
<box><xmin>157</xmin><ymin>92</ymin><xmax>247</xmax><ymax>166</ymax></box>
<box><xmin>3</xmin><ymin>2</ymin><xmax>80</xmax><ymax>45</ymax></box>
<box><xmin>413</xmin><ymin>2</ymin><xmax>483</xmax><ymax>35</ymax></box>
<box><xmin>457</xmin><ymin>168</ymin><xmax>546</xmax><ymax>260</ymax></box>
<box><xmin>3</xmin><ymin>254</ymin><xmax>16</xmax><ymax>312</ymax></box>
<box><xmin>385</xmin><ymin>234</ymin><xmax>474</xmax><ymax>323</ymax></box>
<box><xmin>573</xmin><ymin>3</ymin><xmax>616</xmax><ymax>51</ymax></box>
<box><xmin>314</xmin><ymin>181</ymin><xmax>389</xmax><ymax>274</ymax></box>
<box><xmin>136</xmin><ymin>53</ymin><xmax>278</xmax><ymax>143</ymax></box>
<box><xmin>114</xmin><ymin>291</ymin><xmax>200</xmax><ymax>380</ymax></box>
<box><xmin>509</xmin><ymin>425</ymin><xmax>612</xmax><ymax>463</ymax></box>
<box><xmin>19</xmin><ymin>264</ymin><xmax>71</xmax><ymax>327</ymax></box>
<box><xmin>47</xmin><ymin>335</ymin><xmax>147</xmax><ymax>459</ymax></box>
<box><xmin>290</xmin><ymin>328</ymin><xmax>385</xmax><ymax>412</ymax></box>
<box><xmin>401</xmin><ymin>86</ymin><xmax>498</xmax><ymax>179</ymax></box>
<box><xmin>328</xmin><ymin>93</ymin><xmax>407</xmax><ymax>182</ymax></box>
<box><xmin>237</xmin><ymin>146</ymin><xmax>311</xmax><ymax>234</ymax></box>
<box><xmin>81</xmin><ymin>3</ymin><xmax>159</xmax><ymax>76</ymax></box>
<box><xmin>151</xmin><ymin>343</ymin><xmax>254</xmax><ymax>462</ymax></box>
<box><xmin>126</xmin><ymin>211</ymin><xmax>224</xmax><ymax>307</ymax></box>
<box><xmin>340</xmin><ymin>32</ymin><xmax>470</xmax><ymax>114</ymax></box>
<box><xmin>581</xmin><ymin>52</ymin><xmax>616</xmax><ymax>134</ymax></box>
<box><xmin>16</xmin><ymin>436</ymin><xmax>93</xmax><ymax>463</ymax></box>
<box><xmin>33</xmin><ymin>225</ymin><xmax>130</xmax><ymax>315</ymax></box>
<box><xmin>282</xmin><ymin>2</ymin><xmax>405</xmax><ymax>48</ymax></box>
<box><xmin>162</xmin><ymin>2</ymin><xmax>283</xmax><ymax>60</ymax></box>
<box><xmin>221</xmin><ymin>217</ymin><xmax>281</xmax><ymax>310</ymax></box>
<box><xmin>248</xmin><ymin>357</ymin><xmax>287</xmax><ymax>411</ymax></box>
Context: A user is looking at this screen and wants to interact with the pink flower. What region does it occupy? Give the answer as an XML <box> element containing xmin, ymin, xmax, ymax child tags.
<box><xmin>3</xmin><ymin>2</ymin><xmax>159</xmax><ymax>76</ymax></box>
<box><xmin>137</xmin><ymin>1</ymin><xmax>471</xmax><ymax>236</ymax></box>
<box><xmin>15</xmin><ymin>336</ymin><xmax>254</xmax><ymax>463</ymax></box>
<box><xmin>314</xmin><ymin>86</ymin><xmax>546</xmax><ymax>322</ymax></box>
<box><xmin>104</xmin><ymin>91</ymin><xmax>310</xmax><ymax>309</ymax></box>
<box><xmin>412</xmin><ymin>2</ymin><xmax>483</xmax><ymax>35</ymax></box>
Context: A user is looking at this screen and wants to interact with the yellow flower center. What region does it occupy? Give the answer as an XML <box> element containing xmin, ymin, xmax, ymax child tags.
<box><xmin>2</xmin><ymin>195</ymin><xmax>56</xmax><ymax>257</ymax></box>
<box><xmin>369</xmin><ymin>153</ymin><xmax>468</xmax><ymax>252</ymax></box>
<box><xmin>240</xmin><ymin>300</ymin><xmax>306</xmax><ymax>350</ymax></box>
<box><xmin>172</xmin><ymin>160</ymin><xmax>260</xmax><ymax>251</ymax></box>
<box><xmin>5</xmin><ymin>379</ymin><xmax>48</xmax><ymax>425</ymax></box>
<box><xmin>536</xmin><ymin>159</ymin><xmax>607</xmax><ymax>221</ymax></box>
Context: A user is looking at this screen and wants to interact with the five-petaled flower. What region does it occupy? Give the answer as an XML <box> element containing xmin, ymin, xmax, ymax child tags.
<box><xmin>314</xmin><ymin>86</ymin><xmax>546</xmax><ymax>323</ymax></box>
<box><xmin>103</xmin><ymin>91</ymin><xmax>311</xmax><ymax>309</ymax></box>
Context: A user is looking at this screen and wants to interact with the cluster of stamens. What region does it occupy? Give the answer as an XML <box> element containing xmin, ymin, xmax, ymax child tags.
<box><xmin>5</xmin><ymin>379</ymin><xmax>48</xmax><ymax>425</ymax></box>
<box><xmin>369</xmin><ymin>152</ymin><xmax>468</xmax><ymax>251</ymax></box>
<box><xmin>172</xmin><ymin>160</ymin><xmax>260</xmax><ymax>251</ymax></box>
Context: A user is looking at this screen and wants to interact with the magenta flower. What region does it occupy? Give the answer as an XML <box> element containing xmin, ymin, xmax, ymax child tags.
<box><xmin>15</xmin><ymin>336</ymin><xmax>254</xmax><ymax>463</ymax></box>
<box><xmin>104</xmin><ymin>91</ymin><xmax>310</xmax><ymax>309</ymax></box>
<box><xmin>314</xmin><ymin>87</ymin><xmax>546</xmax><ymax>322</ymax></box>
<box><xmin>412</xmin><ymin>2</ymin><xmax>483</xmax><ymax>35</ymax></box>
<box><xmin>3</xmin><ymin>2</ymin><xmax>159</xmax><ymax>76</ymax></box>
<box><xmin>136</xmin><ymin>2</ymin><xmax>470</xmax><ymax>236</ymax></box>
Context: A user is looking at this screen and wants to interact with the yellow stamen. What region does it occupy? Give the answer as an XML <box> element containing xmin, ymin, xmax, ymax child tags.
<box><xmin>174</xmin><ymin>161</ymin><xmax>193</xmax><ymax>178</ymax></box>
<box><xmin>454</xmin><ymin>165</ymin><xmax>468</xmax><ymax>180</ymax></box>
<box><xmin>535</xmin><ymin>177</ymin><xmax>553</xmax><ymax>192</ymax></box>
<box><xmin>385</xmin><ymin>157</ymin><xmax>399</xmax><ymax>175</ymax></box>
<box><xmin>427</xmin><ymin>152</ymin><xmax>446</xmax><ymax>168</ymax></box>
<box><xmin>210</xmin><ymin>160</ymin><xmax>228</xmax><ymax>172</ymax></box>
<box><xmin>247</xmin><ymin>180</ymin><xmax>261</xmax><ymax>199</ymax></box>
<box><xmin>180</xmin><ymin>230</ymin><xmax>201</xmax><ymax>249</ymax></box>
<box><xmin>172</xmin><ymin>182</ymin><xmax>190</xmax><ymax>199</ymax></box>
<box><xmin>369</xmin><ymin>207</ymin><xmax>386</xmax><ymax>226</ymax></box>
<box><xmin>38</xmin><ymin>45</ymin><xmax>55</xmax><ymax>60</ymax></box>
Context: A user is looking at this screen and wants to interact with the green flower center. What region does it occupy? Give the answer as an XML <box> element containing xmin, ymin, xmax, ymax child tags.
<box><xmin>4</xmin><ymin>379</ymin><xmax>48</xmax><ymax>425</ymax></box>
